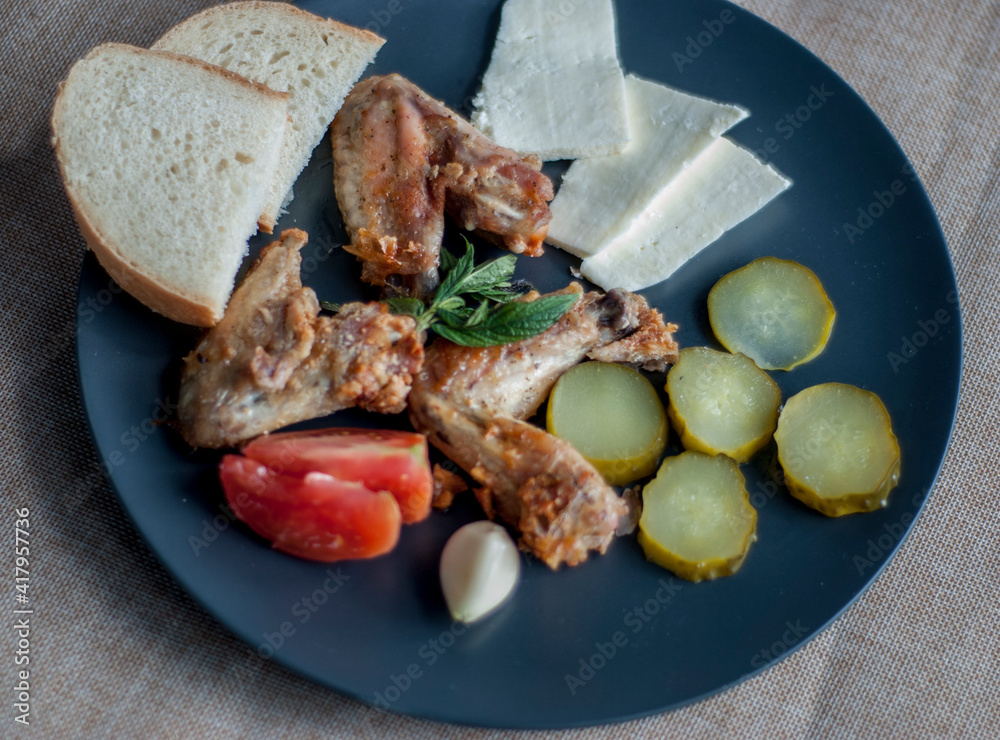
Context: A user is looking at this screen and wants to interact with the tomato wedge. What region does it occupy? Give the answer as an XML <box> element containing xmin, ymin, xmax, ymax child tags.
<box><xmin>220</xmin><ymin>455</ymin><xmax>401</xmax><ymax>561</ymax></box>
<box><xmin>241</xmin><ymin>428</ymin><xmax>433</xmax><ymax>523</ymax></box>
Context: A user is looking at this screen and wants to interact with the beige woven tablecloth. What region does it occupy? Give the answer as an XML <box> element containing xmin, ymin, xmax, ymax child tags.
<box><xmin>2</xmin><ymin>0</ymin><xmax>997</xmax><ymax>736</ymax></box>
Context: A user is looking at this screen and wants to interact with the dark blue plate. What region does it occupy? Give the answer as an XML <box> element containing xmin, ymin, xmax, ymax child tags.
<box><xmin>76</xmin><ymin>0</ymin><xmax>961</xmax><ymax>728</ymax></box>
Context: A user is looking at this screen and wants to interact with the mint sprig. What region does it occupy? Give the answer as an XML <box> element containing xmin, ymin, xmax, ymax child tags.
<box><xmin>431</xmin><ymin>291</ymin><xmax>579</xmax><ymax>346</ymax></box>
<box><xmin>399</xmin><ymin>239</ymin><xmax>578</xmax><ymax>346</ymax></box>
<box><xmin>324</xmin><ymin>238</ymin><xmax>577</xmax><ymax>347</ymax></box>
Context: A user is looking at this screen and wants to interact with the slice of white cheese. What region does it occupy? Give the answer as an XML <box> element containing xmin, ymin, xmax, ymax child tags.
<box><xmin>471</xmin><ymin>0</ymin><xmax>629</xmax><ymax>160</ymax></box>
<box><xmin>580</xmin><ymin>138</ymin><xmax>791</xmax><ymax>292</ymax></box>
<box><xmin>547</xmin><ymin>75</ymin><xmax>748</xmax><ymax>258</ymax></box>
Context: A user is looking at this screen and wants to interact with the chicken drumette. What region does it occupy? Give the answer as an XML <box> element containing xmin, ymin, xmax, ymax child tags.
<box><xmin>408</xmin><ymin>285</ymin><xmax>678</xmax><ymax>568</ymax></box>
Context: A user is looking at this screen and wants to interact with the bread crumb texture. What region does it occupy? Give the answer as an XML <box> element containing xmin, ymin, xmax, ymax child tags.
<box><xmin>53</xmin><ymin>43</ymin><xmax>288</xmax><ymax>323</ymax></box>
<box><xmin>153</xmin><ymin>1</ymin><xmax>384</xmax><ymax>226</ymax></box>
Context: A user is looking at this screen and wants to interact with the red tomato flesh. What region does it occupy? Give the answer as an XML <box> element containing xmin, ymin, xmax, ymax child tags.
<box><xmin>242</xmin><ymin>428</ymin><xmax>433</xmax><ymax>523</ymax></box>
<box><xmin>220</xmin><ymin>455</ymin><xmax>401</xmax><ymax>562</ymax></box>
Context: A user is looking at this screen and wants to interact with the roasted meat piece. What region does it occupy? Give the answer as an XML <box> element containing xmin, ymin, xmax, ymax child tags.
<box><xmin>415</xmin><ymin>285</ymin><xmax>679</xmax><ymax>420</ymax></box>
<box><xmin>414</xmin><ymin>395</ymin><xmax>623</xmax><ymax>567</ymax></box>
<box><xmin>178</xmin><ymin>229</ymin><xmax>424</xmax><ymax>448</ymax></box>
<box><xmin>331</xmin><ymin>73</ymin><xmax>554</xmax><ymax>298</ymax></box>
<box><xmin>408</xmin><ymin>285</ymin><xmax>678</xmax><ymax>568</ymax></box>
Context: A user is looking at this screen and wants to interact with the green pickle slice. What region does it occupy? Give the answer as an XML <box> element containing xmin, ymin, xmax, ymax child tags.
<box><xmin>774</xmin><ymin>382</ymin><xmax>901</xmax><ymax>516</ymax></box>
<box><xmin>666</xmin><ymin>347</ymin><xmax>781</xmax><ymax>463</ymax></box>
<box><xmin>708</xmin><ymin>256</ymin><xmax>835</xmax><ymax>371</ymax></box>
<box><xmin>638</xmin><ymin>451</ymin><xmax>757</xmax><ymax>582</ymax></box>
<box><xmin>547</xmin><ymin>362</ymin><xmax>667</xmax><ymax>486</ymax></box>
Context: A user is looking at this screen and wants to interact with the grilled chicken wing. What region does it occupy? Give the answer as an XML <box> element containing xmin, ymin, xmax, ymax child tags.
<box><xmin>331</xmin><ymin>74</ymin><xmax>554</xmax><ymax>298</ymax></box>
<box><xmin>178</xmin><ymin>229</ymin><xmax>423</xmax><ymax>449</ymax></box>
<box><xmin>414</xmin><ymin>395</ymin><xmax>623</xmax><ymax>568</ymax></box>
<box><xmin>408</xmin><ymin>285</ymin><xmax>678</xmax><ymax>568</ymax></box>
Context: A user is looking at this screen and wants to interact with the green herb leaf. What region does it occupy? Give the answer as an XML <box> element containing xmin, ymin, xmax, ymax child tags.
<box><xmin>435</xmin><ymin>240</ymin><xmax>476</xmax><ymax>301</ymax></box>
<box><xmin>466</xmin><ymin>299</ymin><xmax>491</xmax><ymax>327</ymax></box>
<box><xmin>459</xmin><ymin>254</ymin><xmax>517</xmax><ymax>295</ymax></box>
<box><xmin>440</xmin><ymin>244</ymin><xmax>459</xmax><ymax>274</ymax></box>
<box><xmin>320</xmin><ymin>300</ymin><xmax>341</xmax><ymax>313</ymax></box>
<box><xmin>383</xmin><ymin>296</ymin><xmax>426</xmax><ymax>318</ymax></box>
<box><xmin>436</xmin><ymin>306</ymin><xmax>476</xmax><ymax>328</ymax></box>
<box><xmin>473</xmin><ymin>283</ymin><xmax>530</xmax><ymax>303</ymax></box>
<box><xmin>321</xmin><ymin>237</ymin><xmax>574</xmax><ymax>348</ymax></box>
<box><xmin>435</xmin><ymin>295</ymin><xmax>467</xmax><ymax>313</ymax></box>
<box><xmin>432</xmin><ymin>292</ymin><xmax>578</xmax><ymax>347</ymax></box>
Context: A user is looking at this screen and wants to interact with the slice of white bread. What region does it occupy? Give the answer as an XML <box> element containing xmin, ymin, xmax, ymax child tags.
<box><xmin>471</xmin><ymin>0</ymin><xmax>629</xmax><ymax>160</ymax></box>
<box><xmin>153</xmin><ymin>1</ymin><xmax>384</xmax><ymax>232</ymax></box>
<box><xmin>547</xmin><ymin>75</ymin><xmax>748</xmax><ymax>258</ymax></box>
<box><xmin>580</xmin><ymin>138</ymin><xmax>791</xmax><ymax>291</ymax></box>
<box><xmin>52</xmin><ymin>42</ymin><xmax>289</xmax><ymax>327</ymax></box>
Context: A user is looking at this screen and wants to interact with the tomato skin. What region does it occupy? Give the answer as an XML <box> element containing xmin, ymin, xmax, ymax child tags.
<box><xmin>220</xmin><ymin>455</ymin><xmax>401</xmax><ymax>562</ymax></box>
<box><xmin>242</xmin><ymin>428</ymin><xmax>433</xmax><ymax>523</ymax></box>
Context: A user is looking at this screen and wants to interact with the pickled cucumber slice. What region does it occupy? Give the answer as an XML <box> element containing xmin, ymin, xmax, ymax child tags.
<box><xmin>547</xmin><ymin>362</ymin><xmax>667</xmax><ymax>486</ymax></box>
<box><xmin>666</xmin><ymin>347</ymin><xmax>781</xmax><ymax>463</ymax></box>
<box><xmin>638</xmin><ymin>451</ymin><xmax>757</xmax><ymax>582</ymax></box>
<box><xmin>708</xmin><ymin>257</ymin><xmax>835</xmax><ymax>371</ymax></box>
<box><xmin>774</xmin><ymin>383</ymin><xmax>900</xmax><ymax>516</ymax></box>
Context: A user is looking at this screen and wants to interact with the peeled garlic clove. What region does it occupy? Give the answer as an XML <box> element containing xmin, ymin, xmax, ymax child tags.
<box><xmin>440</xmin><ymin>521</ymin><xmax>520</xmax><ymax>624</ymax></box>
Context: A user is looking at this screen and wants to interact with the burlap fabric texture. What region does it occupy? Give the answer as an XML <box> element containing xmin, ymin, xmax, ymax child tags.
<box><xmin>1</xmin><ymin>0</ymin><xmax>996</xmax><ymax>737</ymax></box>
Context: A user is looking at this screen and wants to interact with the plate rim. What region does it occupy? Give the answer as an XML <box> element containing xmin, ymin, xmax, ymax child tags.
<box><xmin>73</xmin><ymin>0</ymin><xmax>964</xmax><ymax>728</ymax></box>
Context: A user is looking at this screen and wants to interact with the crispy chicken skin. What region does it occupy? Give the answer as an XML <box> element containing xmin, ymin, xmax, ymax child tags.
<box><xmin>409</xmin><ymin>285</ymin><xmax>678</xmax><ymax>568</ymax></box>
<box><xmin>414</xmin><ymin>395</ymin><xmax>623</xmax><ymax>568</ymax></box>
<box><xmin>415</xmin><ymin>285</ymin><xmax>679</xmax><ymax>420</ymax></box>
<box><xmin>331</xmin><ymin>74</ymin><xmax>554</xmax><ymax>298</ymax></box>
<box><xmin>178</xmin><ymin>229</ymin><xmax>423</xmax><ymax>449</ymax></box>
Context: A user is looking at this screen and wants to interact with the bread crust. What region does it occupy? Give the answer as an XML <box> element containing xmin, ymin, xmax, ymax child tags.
<box><xmin>68</xmin><ymin>183</ymin><xmax>222</xmax><ymax>327</ymax></box>
<box><xmin>86</xmin><ymin>42</ymin><xmax>291</xmax><ymax>104</ymax></box>
<box><xmin>153</xmin><ymin>1</ymin><xmax>385</xmax><ymax>50</ymax></box>
<box><xmin>154</xmin><ymin>2</ymin><xmax>384</xmax><ymax>234</ymax></box>
<box><xmin>51</xmin><ymin>42</ymin><xmax>288</xmax><ymax>327</ymax></box>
